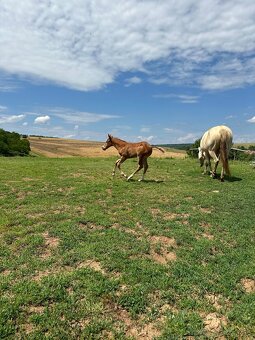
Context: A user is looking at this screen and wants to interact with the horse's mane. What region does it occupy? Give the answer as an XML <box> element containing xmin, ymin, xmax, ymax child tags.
<box><xmin>112</xmin><ymin>136</ymin><xmax>127</xmax><ymax>143</ymax></box>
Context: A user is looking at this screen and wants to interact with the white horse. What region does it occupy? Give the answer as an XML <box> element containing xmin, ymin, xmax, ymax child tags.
<box><xmin>198</xmin><ymin>125</ymin><xmax>233</xmax><ymax>181</ymax></box>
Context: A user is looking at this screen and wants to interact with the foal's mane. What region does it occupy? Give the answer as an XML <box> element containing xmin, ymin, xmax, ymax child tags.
<box><xmin>112</xmin><ymin>136</ymin><xmax>127</xmax><ymax>143</ymax></box>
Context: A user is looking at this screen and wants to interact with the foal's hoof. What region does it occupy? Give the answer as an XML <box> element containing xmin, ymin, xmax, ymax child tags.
<box><xmin>220</xmin><ymin>178</ymin><xmax>224</xmax><ymax>182</ymax></box>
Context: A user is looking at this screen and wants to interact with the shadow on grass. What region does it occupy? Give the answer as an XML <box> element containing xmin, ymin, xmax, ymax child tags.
<box><xmin>225</xmin><ymin>176</ymin><xmax>242</xmax><ymax>182</ymax></box>
<box><xmin>127</xmin><ymin>179</ymin><xmax>165</xmax><ymax>183</ymax></box>
<box><xmin>212</xmin><ymin>174</ymin><xmax>242</xmax><ymax>182</ymax></box>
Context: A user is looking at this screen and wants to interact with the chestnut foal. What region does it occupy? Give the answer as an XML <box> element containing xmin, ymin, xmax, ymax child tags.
<box><xmin>102</xmin><ymin>134</ymin><xmax>164</xmax><ymax>181</ymax></box>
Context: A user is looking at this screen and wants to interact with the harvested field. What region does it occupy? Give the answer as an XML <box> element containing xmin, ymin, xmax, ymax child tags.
<box><xmin>29</xmin><ymin>137</ymin><xmax>186</xmax><ymax>158</ymax></box>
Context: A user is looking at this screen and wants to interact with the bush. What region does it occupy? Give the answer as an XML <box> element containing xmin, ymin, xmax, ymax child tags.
<box><xmin>0</xmin><ymin>129</ymin><xmax>30</xmax><ymax>156</ymax></box>
<box><xmin>186</xmin><ymin>138</ymin><xmax>201</xmax><ymax>158</ymax></box>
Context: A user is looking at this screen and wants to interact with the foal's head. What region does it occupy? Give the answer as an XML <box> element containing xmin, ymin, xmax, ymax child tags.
<box><xmin>102</xmin><ymin>134</ymin><xmax>114</xmax><ymax>150</ymax></box>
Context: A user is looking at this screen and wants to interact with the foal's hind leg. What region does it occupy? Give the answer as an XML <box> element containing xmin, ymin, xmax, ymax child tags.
<box><xmin>127</xmin><ymin>157</ymin><xmax>143</xmax><ymax>181</ymax></box>
<box><xmin>138</xmin><ymin>157</ymin><xmax>149</xmax><ymax>181</ymax></box>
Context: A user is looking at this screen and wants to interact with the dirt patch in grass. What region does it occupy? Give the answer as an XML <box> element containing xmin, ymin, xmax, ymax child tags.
<box><xmin>77</xmin><ymin>260</ymin><xmax>106</xmax><ymax>274</ymax></box>
<box><xmin>150</xmin><ymin>208</ymin><xmax>162</xmax><ymax>217</ymax></box>
<box><xmin>205</xmin><ymin>294</ymin><xmax>223</xmax><ymax>310</ymax></box>
<box><xmin>22</xmin><ymin>323</ymin><xmax>35</xmax><ymax>335</ymax></box>
<box><xmin>150</xmin><ymin>251</ymin><xmax>177</xmax><ymax>264</ymax></box>
<box><xmin>163</xmin><ymin>212</ymin><xmax>190</xmax><ymax>221</ymax></box>
<box><xmin>149</xmin><ymin>235</ymin><xmax>177</xmax><ymax>247</ymax></box>
<box><xmin>147</xmin><ymin>234</ymin><xmax>177</xmax><ymax>264</ymax></box>
<box><xmin>200</xmin><ymin>207</ymin><xmax>213</xmax><ymax>214</ymax></box>
<box><xmin>203</xmin><ymin>312</ymin><xmax>227</xmax><ymax>334</ymax></box>
<box><xmin>199</xmin><ymin>222</ymin><xmax>212</xmax><ymax>229</ymax></box>
<box><xmin>40</xmin><ymin>232</ymin><xmax>59</xmax><ymax>259</ymax></box>
<box><xmin>241</xmin><ymin>278</ymin><xmax>255</xmax><ymax>293</ymax></box>
<box><xmin>1</xmin><ymin>269</ymin><xmax>11</xmax><ymax>276</ymax></box>
<box><xmin>79</xmin><ymin>220</ymin><xmax>105</xmax><ymax>230</ymax></box>
<box><xmin>28</xmin><ymin>305</ymin><xmax>45</xmax><ymax>314</ymax></box>
<box><xmin>105</xmin><ymin>300</ymin><xmax>162</xmax><ymax>339</ymax></box>
<box><xmin>32</xmin><ymin>269</ymin><xmax>52</xmax><ymax>282</ymax></box>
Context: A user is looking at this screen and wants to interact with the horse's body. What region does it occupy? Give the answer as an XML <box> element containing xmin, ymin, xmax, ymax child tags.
<box><xmin>102</xmin><ymin>134</ymin><xmax>164</xmax><ymax>181</ymax></box>
<box><xmin>198</xmin><ymin>125</ymin><xmax>233</xmax><ymax>181</ymax></box>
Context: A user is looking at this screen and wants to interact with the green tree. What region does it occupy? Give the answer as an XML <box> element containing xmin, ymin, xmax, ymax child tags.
<box><xmin>0</xmin><ymin>129</ymin><xmax>30</xmax><ymax>156</ymax></box>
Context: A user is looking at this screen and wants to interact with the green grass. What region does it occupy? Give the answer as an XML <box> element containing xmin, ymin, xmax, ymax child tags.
<box><xmin>0</xmin><ymin>157</ymin><xmax>254</xmax><ymax>339</ymax></box>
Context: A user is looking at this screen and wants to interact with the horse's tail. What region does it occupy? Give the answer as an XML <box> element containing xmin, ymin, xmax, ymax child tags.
<box><xmin>152</xmin><ymin>146</ymin><xmax>165</xmax><ymax>153</ymax></box>
<box><xmin>220</xmin><ymin>140</ymin><xmax>231</xmax><ymax>176</ymax></box>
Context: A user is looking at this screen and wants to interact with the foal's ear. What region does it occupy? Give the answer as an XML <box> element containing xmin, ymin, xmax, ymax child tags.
<box><xmin>108</xmin><ymin>133</ymin><xmax>112</xmax><ymax>140</ymax></box>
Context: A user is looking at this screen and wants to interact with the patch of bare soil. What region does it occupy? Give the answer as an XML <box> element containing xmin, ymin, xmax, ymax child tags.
<box><xmin>205</xmin><ymin>294</ymin><xmax>223</xmax><ymax>310</ymax></box>
<box><xmin>105</xmin><ymin>300</ymin><xmax>162</xmax><ymax>339</ymax></box>
<box><xmin>150</xmin><ymin>251</ymin><xmax>177</xmax><ymax>264</ymax></box>
<box><xmin>1</xmin><ymin>269</ymin><xmax>11</xmax><ymax>276</ymax></box>
<box><xmin>148</xmin><ymin>235</ymin><xmax>177</xmax><ymax>264</ymax></box>
<box><xmin>241</xmin><ymin>278</ymin><xmax>255</xmax><ymax>293</ymax></box>
<box><xmin>22</xmin><ymin>323</ymin><xmax>35</xmax><ymax>335</ymax></box>
<box><xmin>32</xmin><ymin>269</ymin><xmax>52</xmax><ymax>282</ymax></box>
<box><xmin>149</xmin><ymin>235</ymin><xmax>177</xmax><ymax>247</ymax></box>
<box><xmin>200</xmin><ymin>207</ymin><xmax>213</xmax><ymax>214</ymax></box>
<box><xmin>79</xmin><ymin>220</ymin><xmax>105</xmax><ymax>230</ymax></box>
<box><xmin>77</xmin><ymin>260</ymin><xmax>106</xmax><ymax>274</ymax></box>
<box><xmin>163</xmin><ymin>212</ymin><xmax>190</xmax><ymax>221</ymax></box>
<box><xmin>28</xmin><ymin>306</ymin><xmax>45</xmax><ymax>314</ymax></box>
<box><xmin>150</xmin><ymin>208</ymin><xmax>162</xmax><ymax>218</ymax></box>
<box><xmin>203</xmin><ymin>313</ymin><xmax>227</xmax><ymax>333</ymax></box>
<box><xmin>202</xmin><ymin>233</ymin><xmax>214</xmax><ymax>240</ymax></box>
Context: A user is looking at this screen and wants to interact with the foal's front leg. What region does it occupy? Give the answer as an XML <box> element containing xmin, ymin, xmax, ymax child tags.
<box><xmin>116</xmin><ymin>156</ymin><xmax>127</xmax><ymax>178</ymax></box>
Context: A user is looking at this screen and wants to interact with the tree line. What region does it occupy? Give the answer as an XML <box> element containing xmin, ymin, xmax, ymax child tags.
<box><xmin>0</xmin><ymin>129</ymin><xmax>30</xmax><ymax>156</ymax></box>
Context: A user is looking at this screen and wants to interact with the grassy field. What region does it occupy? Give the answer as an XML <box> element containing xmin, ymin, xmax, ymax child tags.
<box><xmin>0</xmin><ymin>156</ymin><xmax>254</xmax><ymax>339</ymax></box>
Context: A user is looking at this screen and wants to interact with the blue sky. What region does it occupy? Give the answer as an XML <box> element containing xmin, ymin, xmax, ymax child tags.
<box><xmin>0</xmin><ymin>1</ymin><xmax>255</xmax><ymax>144</ymax></box>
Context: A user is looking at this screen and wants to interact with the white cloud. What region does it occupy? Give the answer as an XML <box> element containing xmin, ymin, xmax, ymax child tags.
<box><xmin>177</xmin><ymin>133</ymin><xmax>200</xmax><ymax>143</ymax></box>
<box><xmin>247</xmin><ymin>116</ymin><xmax>255</xmax><ymax>123</ymax></box>
<box><xmin>48</xmin><ymin>108</ymin><xmax>119</xmax><ymax>124</ymax></box>
<box><xmin>22</xmin><ymin>122</ymin><xmax>28</xmax><ymax>126</ymax></box>
<box><xmin>137</xmin><ymin>135</ymin><xmax>154</xmax><ymax>142</ymax></box>
<box><xmin>125</xmin><ymin>76</ymin><xmax>142</xmax><ymax>87</ymax></box>
<box><xmin>154</xmin><ymin>93</ymin><xmax>199</xmax><ymax>103</ymax></box>
<box><xmin>140</xmin><ymin>127</ymin><xmax>151</xmax><ymax>133</ymax></box>
<box><xmin>0</xmin><ymin>114</ymin><xmax>25</xmax><ymax>124</ymax></box>
<box><xmin>0</xmin><ymin>105</ymin><xmax>7</xmax><ymax>112</ymax></box>
<box><xmin>0</xmin><ymin>1</ymin><xmax>255</xmax><ymax>91</ymax></box>
<box><xmin>74</xmin><ymin>125</ymin><xmax>79</xmax><ymax>130</ymax></box>
<box><xmin>34</xmin><ymin>115</ymin><xmax>50</xmax><ymax>124</ymax></box>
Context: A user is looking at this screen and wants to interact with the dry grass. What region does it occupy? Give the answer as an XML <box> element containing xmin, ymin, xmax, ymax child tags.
<box><xmin>29</xmin><ymin>137</ymin><xmax>186</xmax><ymax>159</ymax></box>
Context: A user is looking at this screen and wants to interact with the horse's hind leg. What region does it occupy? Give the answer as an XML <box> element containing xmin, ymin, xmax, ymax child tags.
<box><xmin>127</xmin><ymin>157</ymin><xmax>143</xmax><ymax>181</ymax></box>
<box><xmin>138</xmin><ymin>157</ymin><xmax>149</xmax><ymax>181</ymax></box>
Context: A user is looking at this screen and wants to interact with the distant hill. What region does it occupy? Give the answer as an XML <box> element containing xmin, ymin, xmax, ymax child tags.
<box><xmin>29</xmin><ymin>136</ymin><xmax>186</xmax><ymax>158</ymax></box>
<box><xmin>158</xmin><ymin>143</ymin><xmax>192</xmax><ymax>150</ymax></box>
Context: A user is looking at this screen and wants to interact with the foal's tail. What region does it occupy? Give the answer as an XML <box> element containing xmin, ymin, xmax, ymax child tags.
<box><xmin>220</xmin><ymin>140</ymin><xmax>231</xmax><ymax>176</ymax></box>
<box><xmin>152</xmin><ymin>146</ymin><xmax>165</xmax><ymax>153</ymax></box>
